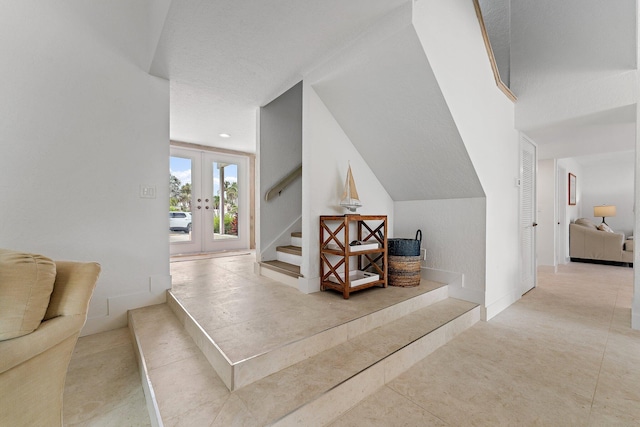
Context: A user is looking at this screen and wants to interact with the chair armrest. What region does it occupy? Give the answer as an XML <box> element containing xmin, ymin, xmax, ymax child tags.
<box><xmin>2</xmin><ymin>260</ymin><xmax>99</xmax><ymax>374</ymax></box>
<box><xmin>0</xmin><ymin>315</ymin><xmax>84</xmax><ymax>374</ymax></box>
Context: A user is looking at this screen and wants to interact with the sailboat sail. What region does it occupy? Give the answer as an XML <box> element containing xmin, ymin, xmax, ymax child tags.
<box><xmin>340</xmin><ymin>164</ymin><xmax>362</xmax><ymax>212</ymax></box>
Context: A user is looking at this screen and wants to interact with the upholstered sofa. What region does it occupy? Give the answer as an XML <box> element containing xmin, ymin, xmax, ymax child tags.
<box><xmin>0</xmin><ymin>249</ymin><xmax>100</xmax><ymax>426</ymax></box>
<box><xmin>569</xmin><ymin>218</ymin><xmax>633</xmax><ymax>264</ymax></box>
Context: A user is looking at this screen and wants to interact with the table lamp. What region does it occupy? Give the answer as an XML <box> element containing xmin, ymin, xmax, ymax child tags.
<box><xmin>594</xmin><ymin>205</ymin><xmax>616</xmax><ymax>226</ymax></box>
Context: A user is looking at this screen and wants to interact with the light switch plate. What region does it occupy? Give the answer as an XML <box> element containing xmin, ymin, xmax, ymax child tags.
<box><xmin>140</xmin><ymin>185</ymin><xmax>156</xmax><ymax>199</ymax></box>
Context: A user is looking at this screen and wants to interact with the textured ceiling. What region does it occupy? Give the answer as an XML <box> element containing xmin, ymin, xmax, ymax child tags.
<box><xmin>150</xmin><ymin>0</ymin><xmax>409</xmax><ymax>152</ymax></box>
<box><xmin>312</xmin><ymin>24</ymin><xmax>484</xmax><ymax>201</ymax></box>
<box><xmin>527</xmin><ymin>105</ymin><xmax>636</xmax><ymax>160</ymax></box>
<box><xmin>504</xmin><ymin>0</ymin><xmax>637</xmax><ymax>160</ymax></box>
<box><xmin>510</xmin><ymin>0</ymin><xmax>636</xmax><ymax>97</ymax></box>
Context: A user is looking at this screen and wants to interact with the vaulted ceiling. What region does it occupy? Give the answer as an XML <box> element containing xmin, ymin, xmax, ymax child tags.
<box><xmin>149</xmin><ymin>0</ymin><xmax>638</xmax><ymax>164</ymax></box>
<box><xmin>312</xmin><ymin>22</ymin><xmax>483</xmax><ymax>201</ymax></box>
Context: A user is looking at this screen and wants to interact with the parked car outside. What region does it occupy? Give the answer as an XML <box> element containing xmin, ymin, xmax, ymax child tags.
<box><xmin>170</xmin><ymin>211</ymin><xmax>192</xmax><ymax>233</ymax></box>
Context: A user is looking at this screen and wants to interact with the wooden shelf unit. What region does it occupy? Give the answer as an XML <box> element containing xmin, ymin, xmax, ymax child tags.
<box><xmin>319</xmin><ymin>214</ymin><xmax>388</xmax><ymax>299</ymax></box>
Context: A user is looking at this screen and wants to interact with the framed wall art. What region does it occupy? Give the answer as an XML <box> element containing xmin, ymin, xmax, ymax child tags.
<box><xmin>568</xmin><ymin>173</ymin><xmax>576</xmax><ymax>205</ymax></box>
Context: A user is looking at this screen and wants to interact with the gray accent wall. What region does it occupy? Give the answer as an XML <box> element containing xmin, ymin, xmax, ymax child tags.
<box><xmin>259</xmin><ymin>82</ymin><xmax>303</xmax><ymax>254</ymax></box>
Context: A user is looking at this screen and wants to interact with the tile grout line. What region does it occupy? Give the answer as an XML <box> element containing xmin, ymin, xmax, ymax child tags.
<box><xmin>586</xmin><ymin>277</ymin><xmax>621</xmax><ymax>423</ymax></box>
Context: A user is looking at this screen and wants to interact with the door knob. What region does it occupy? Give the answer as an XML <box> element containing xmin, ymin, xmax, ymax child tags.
<box><xmin>205</xmin><ymin>206</ymin><xmax>210</xmax><ymax>210</ymax></box>
<box><xmin>533</xmin><ymin>222</ymin><xmax>538</xmax><ymax>227</ymax></box>
<box><xmin>197</xmin><ymin>206</ymin><xmax>201</xmax><ymax>209</ymax></box>
<box><xmin>197</xmin><ymin>198</ymin><xmax>201</xmax><ymax>202</ymax></box>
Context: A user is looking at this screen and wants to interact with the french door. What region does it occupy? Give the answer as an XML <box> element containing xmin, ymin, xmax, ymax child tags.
<box><xmin>170</xmin><ymin>146</ymin><xmax>249</xmax><ymax>255</ymax></box>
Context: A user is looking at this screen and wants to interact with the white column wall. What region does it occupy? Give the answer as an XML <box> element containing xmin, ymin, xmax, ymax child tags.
<box><xmin>634</xmin><ymin>103</ymin><xmax>640</xmax><ymax>330</ymax></box>
<box><xmin>413</xmin><ymin>0</ymin><xmax>520</xmax><ymax>319</ymax></box>
<box><xmin>537</xmin><ymin>159</ymin><xmax>557</xmax><ymax>267</ymax></box>
<box><xmin>0</xmin><ymin>2</ymin><xmax>170</xmax><ymax>334</ymax></box>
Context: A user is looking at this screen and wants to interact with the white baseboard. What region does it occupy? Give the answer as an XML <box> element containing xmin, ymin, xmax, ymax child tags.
<box><xmin>82</xmin><ymin>274</ymin><xmax>171</xmax><ymax>336</ymax></box>
<box><xmin>297</xmin><ymin>276</ymin><xmax>320</xmax><ymax>294</ymax></box>
<box><xmin>482</xmin><ymin>290</ymin><xmax>520</xmax><ymax>321</ymax></box>
<box><xmin>421</xmin><ymin>267</ymin><xmax>483</xmax><ymax>305</ymax></box>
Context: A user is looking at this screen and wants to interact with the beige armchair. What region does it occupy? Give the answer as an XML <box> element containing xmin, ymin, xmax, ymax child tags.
<box><xmin>0</xmin><ymin>250</ymin><xmax>100</xmax><ymax>426</ymax></box>
<box><xmin>569</xmin><ymin>218</ymin><xmax>633</xmax><ymax>264</ymax></box>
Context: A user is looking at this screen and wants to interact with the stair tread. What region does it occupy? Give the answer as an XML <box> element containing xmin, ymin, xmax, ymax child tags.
<box><xmin>261</xmin><ymin>260</ymin><xmax>301</xmax><ymax>277</ymax></box>
<box><xmin>276</xmin><ymin>245</ymin><xmax>302</xmax><ymax>255</ymax></box>
<box><xmin>291</xmin><ymin>231</ymin><xmax>302</xmax><ymax>238</ymax></box>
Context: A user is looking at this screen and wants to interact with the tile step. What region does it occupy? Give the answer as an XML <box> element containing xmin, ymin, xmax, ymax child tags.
<box><xmin>129</xmin><ymin>298</ymin><xmax>479</xmax><ymax>426</ymax></box>
<box><xmin>166</xmin><ymin>282</ymin><xmax>450</xmax><ymax>391</ymax></box>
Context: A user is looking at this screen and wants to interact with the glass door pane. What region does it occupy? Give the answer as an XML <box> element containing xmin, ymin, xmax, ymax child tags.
<box><xmin>170</xmin><ymin>151</ymin><xmax>200</xmax><ymax>255</ymax></box>
<box><xmin>170</xmin><ymin>156</ymin><xmax>193</xmax><ymax>243</ymax></box>
<box><xmin>202</xmin><ymin>152</ymin><xmax>247</xmax><ymax>252</ymax></box>
<box><xmin>212</xmin><ymin>161</ymin><xmax>239</xmax><ymax>241</ymax></box>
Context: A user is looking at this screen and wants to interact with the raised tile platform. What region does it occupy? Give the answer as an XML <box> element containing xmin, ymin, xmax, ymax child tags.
<box><xmin>128</xmin><ymin>253</ymin><xmax>480</xmax><ymax>425</ymax></box>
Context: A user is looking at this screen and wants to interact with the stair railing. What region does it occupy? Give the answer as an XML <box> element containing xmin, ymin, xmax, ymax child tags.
<box><xmin>265</xmin><ymin>164</ymin><xmax>302</xmax><ymax>201</ymax></box>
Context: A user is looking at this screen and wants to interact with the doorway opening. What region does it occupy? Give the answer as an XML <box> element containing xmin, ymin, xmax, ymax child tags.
<box><xmin>170</xmin><ymin>144</ymin><xmax>253</xmax><ymax>255</ymax></box>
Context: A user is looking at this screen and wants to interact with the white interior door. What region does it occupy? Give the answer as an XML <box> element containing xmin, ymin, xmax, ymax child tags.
<box><xmin>170</xmin><ymin>147</ymin><xmax>249</xmax><ymax>255</ymax></box>
<box><xmin>520</xmin><ymin>135</ymin><xmax>537</xmax><ymax>294</ymax></box>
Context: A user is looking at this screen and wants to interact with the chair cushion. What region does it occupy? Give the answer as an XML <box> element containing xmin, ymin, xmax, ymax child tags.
<box><xmin>0</xmin><ymin>249</ymin><xmax>56</xmax><ymax>341</ymax></box>
<box><xmin>575</xmin><ymin>218</ymin><xmax>597</xmax><ymax>229</ymax></box>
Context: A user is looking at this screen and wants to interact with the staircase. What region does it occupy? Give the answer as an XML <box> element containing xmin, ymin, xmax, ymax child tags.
<box><xmin>260</xmin><ymin>232</ymin><xmax>303</xmax><ymax>287</ymax></box>
<box><xmin>129</xmin><ymin>274</ymin><xmax>480</xmax><ymax>426</ymax></box>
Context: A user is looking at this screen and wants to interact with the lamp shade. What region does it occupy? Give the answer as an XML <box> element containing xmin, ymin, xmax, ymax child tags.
<box><xmin>594</xmin><ymin>205</ymin><xmax>616</xmax><ymax>218</ymax></box>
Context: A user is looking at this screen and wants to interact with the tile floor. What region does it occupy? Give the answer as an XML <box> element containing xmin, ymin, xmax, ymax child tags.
<box><xmin>63</xmin><ymin>327</ymin><xmax>151</xmax><ymax>426</ymax></box>
<box><xmin>64</xmin><ymin>258</ymin><xmax>640</xmax><ymax>426</ymax></box>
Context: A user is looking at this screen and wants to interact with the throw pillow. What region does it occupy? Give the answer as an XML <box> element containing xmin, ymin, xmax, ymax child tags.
<box><xmin>0</xmin><ymin>249</ymin><xmax>56</xmax><ymax>340</ymax></box>
<box><xmin>597</xmin><ymin>223</ymin><xmax>614</xmax><ymax>233</ymax></box>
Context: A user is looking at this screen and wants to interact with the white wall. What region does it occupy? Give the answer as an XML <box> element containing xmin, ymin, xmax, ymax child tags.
<box><xmin>634</xmin><ymin>107</ymin><xmax>640</xmax><ymax>330</ymax></box>
<box><xmin>579</xmin><ymin>153</ymin><xmax>635</xmax><ymax>236</ymax></box>
<box><xmin>0</xmin><ymin>1</ymin><xmax>170</xmax><ymax>335</ymax></box>
<box><xmin>557</xmin><ymin>158</ymin><xmax>584</xmax><ymax>221</ymax></box>
<box><xmin>557</xmin><ymin>158</ymin><xmax>583</xmax><ymax>261</ymax></box>
<box><xmin>258</xmin><ymin>82</ymin><xmax>303</xmax><ymax>260</ymax></box>
<box><xmin>395</xmin><ymin>198</ymin><xmax>486</xmax><ymax>303</ymax></box>
<box><xmin>537</xmin><ymin>159</ymin><xmax>556</xmax><ymax>266</ymax></box>
<box><xmin>413</xmin><ymin>0</ymin><xmax>520</xmax><ymax>320</ymax></box>
<box><xmin>300</xmin><ymin>84</ymin><xmax>394</xmax><ymax>292</ymax></box>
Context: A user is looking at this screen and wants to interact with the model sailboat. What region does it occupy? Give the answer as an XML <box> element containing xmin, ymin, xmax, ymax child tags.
<box><xmin>340</xmin><ymin>164</ymin><xmax>362</xmax><ymax>212</ymax></box>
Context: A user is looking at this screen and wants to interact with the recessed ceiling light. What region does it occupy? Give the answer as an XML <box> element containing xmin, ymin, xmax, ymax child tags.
<box><xmin>219</xmin><ymin>133</ymin><xmax>231</xmax><ymax>138</ymax></box>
